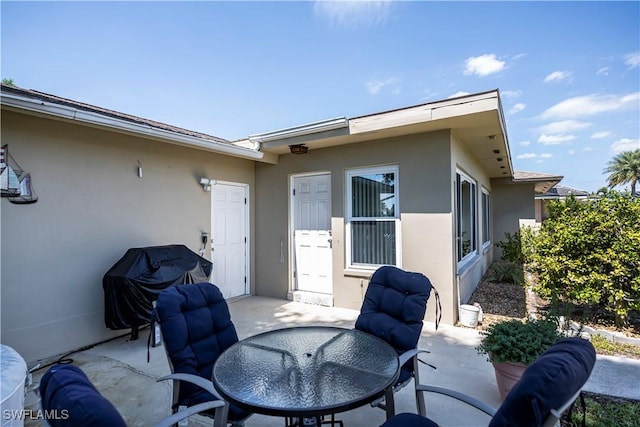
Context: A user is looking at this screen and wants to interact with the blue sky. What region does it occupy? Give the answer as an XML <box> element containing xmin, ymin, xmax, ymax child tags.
<box><xmin>2</xmin><ymin>1</ymin><xmax>639</xmax><ymax>192</ymax></box>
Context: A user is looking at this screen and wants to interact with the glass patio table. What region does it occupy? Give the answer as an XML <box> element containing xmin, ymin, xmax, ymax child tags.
<box><xmin>212</xmin><ymin>326</ymin><xmax>400</xmax><ymax>425</ymax></box>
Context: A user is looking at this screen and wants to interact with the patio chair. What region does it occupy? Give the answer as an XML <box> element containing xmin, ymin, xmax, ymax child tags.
<box><xmin>153</xmin><ymin>282</ymin><xmax>251</xmax><ymax>427</ymax></box>
<box><xmin>39</xmin><ymin>363</ymin><xmax>224</xmax><ymax>427</ymax></box>
<box><xmin>378</xmin><ymin>337</ymin><xmax>596</xmax><ymax>427</ymax></box>
<box><xmin>354</xmin><ymin>265</ymin><xmax>440</xmax><ymax>420</ymax></box>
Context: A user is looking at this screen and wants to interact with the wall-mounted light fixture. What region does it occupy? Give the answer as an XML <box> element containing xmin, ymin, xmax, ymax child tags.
<box><xmin>289</xmin><ymin>144</ymin><xmax>309</xmax><ymax>155</ymax></box>
<box><xmin>199</xmin><ymin>178</ymin><xmax>215</xmax><ymax>191</ymax></box>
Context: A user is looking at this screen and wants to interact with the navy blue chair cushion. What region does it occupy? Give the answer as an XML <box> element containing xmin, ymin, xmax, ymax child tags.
<box><xmin>39</xmin><ymin>364</ymin><xmax>126</xmax><ymax>427</ymax></box>
<box><xmin>355</xmin><ymin>266</ymin><xmax>432</xmax><ymax>385</ymax></box>
<box><xmin>380</xmin><ymin>412</ymin><xmax>439</xmax><ymax>427</ymax></box>
<box><xmin>155</xmin><ymin>282</ymin><xmax>249</xmax><ymax>421</ymax></box>
<box><xmin>489</xmin><ymin>337</ymin><xmax>596</xmax><ymax>427</ymax></box>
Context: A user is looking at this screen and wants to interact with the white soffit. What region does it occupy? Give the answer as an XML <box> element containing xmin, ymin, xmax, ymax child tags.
<box><xmin>349</xmin><ymin>92</ymin><xmax>499</xmax><ymax>135</ymax></box>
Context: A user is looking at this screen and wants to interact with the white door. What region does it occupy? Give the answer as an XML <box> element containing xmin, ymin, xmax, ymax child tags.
<box><xmin>211</xmin><ymin>182</ymin><xmax>248</xmax><ymax>299</ymax></box>
<box><xmin>292</xmin><ymin>174</ymin><xmax>332</xmax><ymax>294</ymax></box>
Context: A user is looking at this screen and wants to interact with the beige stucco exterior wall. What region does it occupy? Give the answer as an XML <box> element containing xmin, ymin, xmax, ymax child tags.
<box><xmin>491</xmin><ymin>179</ymin><xmax>536</xmax><ymax>260</ymax></box>
<box><xmin>450</xmin><ymin>132</ymin><xmax>494</xmax><ymax>314</ymax></box>
<box><xmin>254</xmin><ymin>130</ymin><xmax>456</xmax><ymax>324</ymax></box>
<box><xmin>0</xmin><ymin>111</ymin><xmax>255</xmax><ymax>363</ymax></box>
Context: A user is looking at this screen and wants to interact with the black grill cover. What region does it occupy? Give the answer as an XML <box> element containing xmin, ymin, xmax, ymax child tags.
<box><xmin>103</xmin><ymin>244</ymin><xmax>212</xmax><ymax>330</ymax></box>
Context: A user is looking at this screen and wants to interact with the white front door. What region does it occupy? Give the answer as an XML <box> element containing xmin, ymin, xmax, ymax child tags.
<box><xmin>292</xmin><ymin>174</ymin><xmax>332</xmax><ymax>295</ymax></box>
<box><xmin>211</xmin><ymin>182</ymin><xmax>249</xmax><ymax>299</ymax></box>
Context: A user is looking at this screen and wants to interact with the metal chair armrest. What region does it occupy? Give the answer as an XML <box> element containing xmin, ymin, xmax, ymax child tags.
<box><xmin>157</xmin><ymin>373</ymin><xmax>225</xmax><ymax>401</ymax></box>
<box><xmin>416</xmin><ymin>384</ymin><xmax>497</xmax><ymax>417</ymax></box>
<box><xmin>398</xmin><ymin>348</ymin><xmax>430</xmax><ymax>367</ymax></box>
<box><xmin>152</xmin><ymin>401</ymin><xmax>225</xmax><ymax>427</ymax></box>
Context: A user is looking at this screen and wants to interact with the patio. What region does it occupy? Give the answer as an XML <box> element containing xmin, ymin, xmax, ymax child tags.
<box><xmin>23</xmin><ymin>296</ymin><xmax>639</xmax><ymax>427</ymax></box>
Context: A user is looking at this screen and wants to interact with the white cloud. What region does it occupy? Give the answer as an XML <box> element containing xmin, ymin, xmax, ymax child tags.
<box><xmin>537</xmin><ymin>120</ymin><xmax>590</xmax><ymax>134</ymax></box>
<box><xmin>314</xmin><ymin>0</ymin><xmax>393</xmax><ymax>29</ymax></box>
<box><xmin>541</xmin><ymin>92</ymin><xmax>640</xmax><ymax>119</ymax></box>
<box><xmin>591</xmin><ymin>131</ymin><xmax>612</xmax><ymax>139</ymax></box>
<box><xmin>544</xmin><ymin>70</ymin><xmax>572</xmax><ymax>83</ymax></box>
<box><xmin>596</xmin><ymin>67</ymin><xmax>609</xmax><ymax>76</ymax></box>
<box><xmin>463</xmin><ymin>54</ymin><xmax>506</xmax><ymax>77</ymax></box>
<box><xmin>520</xmin><ymin>141</ymin><xmax>531</xmax><ymax>146</ymax></box>
<box><xmin>517</xmin><ymin>153</ymin><xmax>537</xmax><ymax>159</ymax></box>
<box><xmin>509</xmin><ymin>103</ymin><xmax>526</xmax><ymax>114</ymax></box>
<box><xmin>584</xmin><ymin>146</ymin><xmax>594</xmax><ymax>152</ymax></box>
<box><xmin>611</xmin><ymin>138</ymin><xmax>640</xmax><ymax>153</ymax></box>
<box><xmin>448</xmin><ymin>91</ymin><xmax>470</xmax><ymax>99</ymax></box>
<box><xmin>540</xmin><ymin>153</ymin><xmax>553</xmax><ymax>158</ymax></box>
<box><xmin>568</xmin><ymin>149</ymin><xmax>576</xmax><ymax>155</ymax></box>
<box><xmin>624</xmin><ymin>52</ymin><xmax>640</xmax><ymax>69</ymax></box>
<box><xmin>513</xmin><ymin>53</ymin><xmax>528</xmax><ymax>60</ymax></box>
<box><xmin>366</xmin><ymin>77</ymin><xmax>398</xmax><ymax>95</ymax></box>
<box><xmin>538</xmin><ymin>134</ymin><xmax>577</xmax><ymax>145</ymax></box>
<box><xmin>501</xmin><ymin>90</ymin><xmax>522</xmax><ymax>98</ymax></box>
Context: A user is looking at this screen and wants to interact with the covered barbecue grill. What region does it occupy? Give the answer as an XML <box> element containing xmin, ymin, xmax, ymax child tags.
<box><xmin>103</xmin><ymin>244</ymin><xmax>212</xmax><ymax>338</ymax></box>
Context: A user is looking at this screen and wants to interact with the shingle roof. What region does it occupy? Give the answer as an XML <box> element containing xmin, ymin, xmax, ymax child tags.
<box><xmin>513</xmin><ymin>170</ymin><xmax>564</xmax><ymax>182</ymax></box>
<box><xmin>540</xmin><ymin>185</ymin><xmax>589</xmax><ymax>198</ymax></box>
<box><xmin>1</xmin><ymin>84</ymin><xmax>231</xmax><ymax>145</ymax></box>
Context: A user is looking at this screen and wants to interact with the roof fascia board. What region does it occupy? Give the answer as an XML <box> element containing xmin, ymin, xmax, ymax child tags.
<box><xmin>350</xmin><ymin>91</ymin><xmax>500</xmax><ymax>134</ymax></box>
<box><xmin>2</xmin><ymin>92</ymin><xmax>266</xmax><ymax>161</ymax></box>
<box><xmin>495</xmin><ymin>92</ymin><xmax>515</xmax><ymax>176</ymax></box>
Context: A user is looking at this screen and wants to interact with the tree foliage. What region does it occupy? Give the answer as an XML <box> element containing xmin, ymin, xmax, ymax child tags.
<box><xmin>531</xmin><ymin>194</ymin><xmax>640</xmax><ymax>326</ymax></box>
<box><xmin>604</xmin><ymin>149</ymin><xmax>640</xmax><ymax>197</ymax></box>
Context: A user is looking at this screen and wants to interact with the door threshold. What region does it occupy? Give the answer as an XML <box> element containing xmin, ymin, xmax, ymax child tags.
<box><xmin>292</xmin><ymin>290</ymin><xmax>333</xmax><ymax>307</ymax></box>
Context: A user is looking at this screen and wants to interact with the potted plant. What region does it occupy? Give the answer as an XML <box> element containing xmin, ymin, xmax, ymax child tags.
<box><xmin>476</xmin><ymin>317</ymin><xmax>563</xmax><ymax>399</ymax></box>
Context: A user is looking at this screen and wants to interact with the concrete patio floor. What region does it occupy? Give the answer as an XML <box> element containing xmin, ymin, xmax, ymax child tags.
<box><xmin>24</xmin><ymin>296</ymin><xmax>640</xmax><ymax>427</ymax></box>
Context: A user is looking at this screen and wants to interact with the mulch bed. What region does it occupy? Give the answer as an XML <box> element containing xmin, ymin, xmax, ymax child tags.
<box><xmin>466</xmin><ymin>263</ymin><xmax>640</xmax><ymax>338</ymax></box>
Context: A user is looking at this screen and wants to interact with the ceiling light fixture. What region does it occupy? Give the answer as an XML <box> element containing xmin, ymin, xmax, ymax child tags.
<box><xmin>289</xmin><ymin>144</ymin><xmax>309</xmax><ymax>155</ymax></box>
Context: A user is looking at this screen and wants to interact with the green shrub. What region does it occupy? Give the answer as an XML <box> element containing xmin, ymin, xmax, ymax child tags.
<box><xmin>496</xmin><ymin>228</ymin><xmax>535</xmax><ymax>265</ymax></box>
<box><xmin>487</xmin><ymin>262</ymin><xmax>524</xmax><ymax>285</ymax></box>
<box><xmin>476</xmin><ymin>317</ymin><xmax>563</xmax><ymax>365</ymax></box>
<box><xmin>531</xmin><ymin>194</ymin><xmax>640</xmax><ymax>326</ymax></box>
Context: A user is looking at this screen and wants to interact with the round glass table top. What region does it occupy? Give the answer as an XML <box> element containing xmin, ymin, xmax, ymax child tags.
<box><xmin>212</xmin><ymin>326</ymin><xmax>400</xmax><ymax>417</ymax></box>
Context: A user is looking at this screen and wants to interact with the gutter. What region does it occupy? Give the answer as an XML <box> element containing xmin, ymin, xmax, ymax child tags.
<box><xmin>1</xmin><ymin>92</ymin><xmax>265</xmax><ymax>161</ymax></box>
<box><xmin>248</xmin><ymin>117</ymin><xmax>348</xmax><ymax>144</ymax></box>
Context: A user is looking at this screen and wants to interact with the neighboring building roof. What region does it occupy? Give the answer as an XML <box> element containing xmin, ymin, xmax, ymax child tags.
<box><xmin>1</xmin><ymin>84</ymin><xmax>268</xmax><ymax>162</ymax></box>
<box><xmin>536</xmin><ymin>185</ymin><xmax>589</xmax><ymax>199</ymax></box>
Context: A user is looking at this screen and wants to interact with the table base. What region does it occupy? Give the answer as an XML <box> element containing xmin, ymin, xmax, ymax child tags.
<box><xmin>285</xmin><ymin>414</ymin><xmax>344</xmax><ymax>427</ymax></box>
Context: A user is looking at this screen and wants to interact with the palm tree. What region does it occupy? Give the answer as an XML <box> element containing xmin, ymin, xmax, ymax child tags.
<box><xmin>604</xmin><ymin>149</ymin><xmax>640</xmax><ymax>197</ymax></box>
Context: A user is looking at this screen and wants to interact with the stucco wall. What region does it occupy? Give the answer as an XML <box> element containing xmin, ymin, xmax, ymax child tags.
<box><xmin>450</xmin><ymin>132</ymin><xmax>494</xmax><ymax>313</ymax></box>
<box><xmin>0</xmin><ymin>111</ymin><xmax>255</xmax><ymax>363</ymax></box>
<box><xmin>254</xmin><ymin>131</ymin><xmax>456</xmax><ymax>324</ymax></box>
<box><xmin>491</xmin><ymin>179</ymin><xmax>535</xmax><ymax>260</ymax></box>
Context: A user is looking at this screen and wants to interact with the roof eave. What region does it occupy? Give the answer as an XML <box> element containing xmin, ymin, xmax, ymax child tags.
<box><xmin>1</xmin><ymin>91</ymin><xmax>266</xmax><ymax>162</ymax></box>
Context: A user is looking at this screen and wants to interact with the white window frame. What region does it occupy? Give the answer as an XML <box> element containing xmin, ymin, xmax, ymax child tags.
<box><xmin>345</xmin><ymin>165</ymin><xmax>400</xmax><ymax>270</ymax></box>
<box><xmin>456</xmin><ymin>170</ymin><xmax>477</xmax><ymax>267</ymax></box>
<box><xmin>481</xmin><ymin>188</ymin><xmax>492</xmax><ymax>250</ymax></box>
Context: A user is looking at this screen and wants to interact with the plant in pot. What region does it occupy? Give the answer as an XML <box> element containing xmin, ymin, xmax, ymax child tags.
<box><xmin>476</xmin><ymin>317</ymin><xmax>563</xmax><ymax>400</ymax></box>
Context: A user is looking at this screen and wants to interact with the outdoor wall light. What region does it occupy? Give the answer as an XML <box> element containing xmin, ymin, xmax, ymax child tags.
<box><xmin>289</xmin><ymin>144</ymin><xmax>309</xmax><ymax>155</ymax></box>
<box><xmin>199</xmin><ymin>178</ymin><xmax>214</xmax><ymax>191</ymax></box>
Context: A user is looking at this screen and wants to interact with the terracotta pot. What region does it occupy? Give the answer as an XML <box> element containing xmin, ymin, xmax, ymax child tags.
<box><xmin>491</xmin><ymin>360</ymin><xmax>527</xmax><ymax>400</ymax></box>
